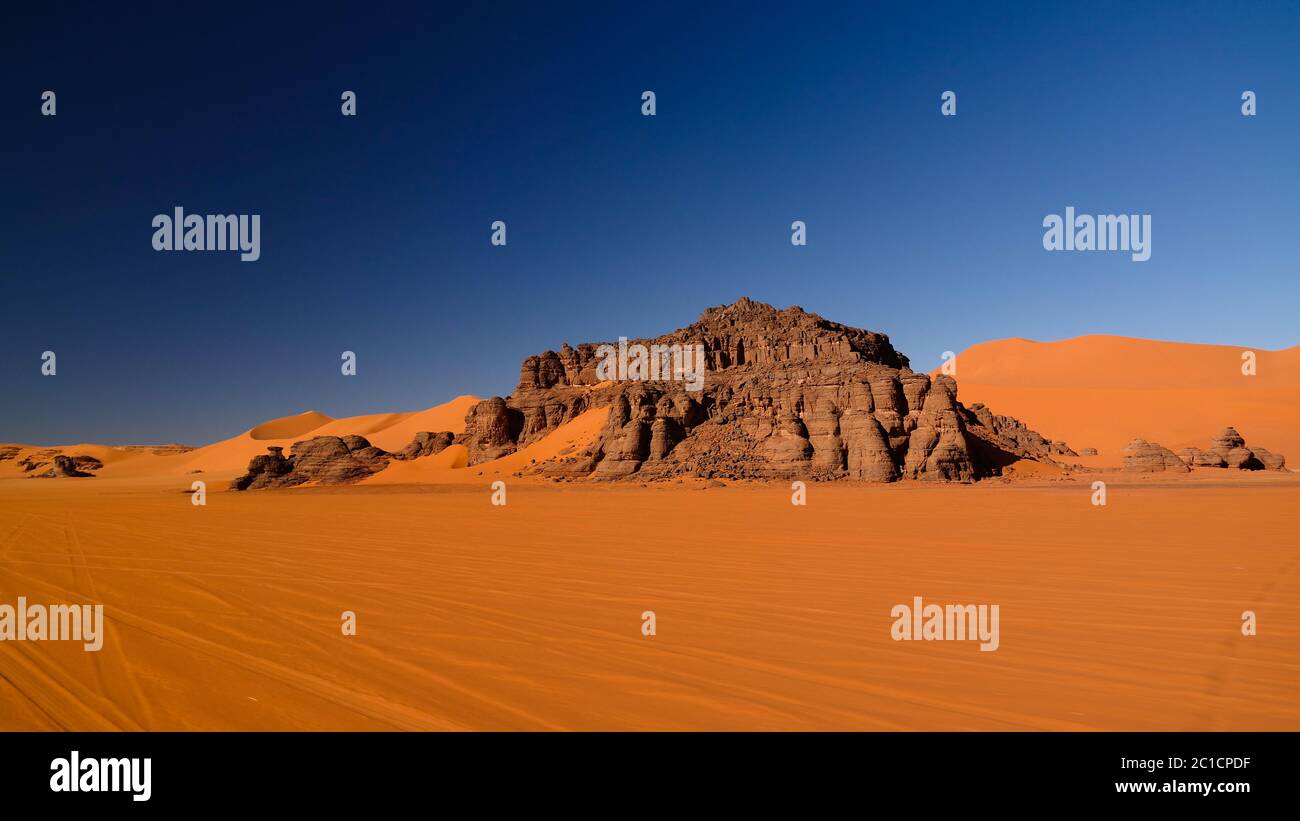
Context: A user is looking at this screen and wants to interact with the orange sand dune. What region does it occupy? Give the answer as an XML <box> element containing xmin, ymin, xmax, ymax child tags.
<box><xmin>1</xmin><ymin>396</ymin><xmax>484</xmax><ymax>482</ymax></box>
<box><xmin>362</xmin><ymin>395</ymin><xmax>478</xmax><ymax>452</ymax></box>
<box><xmin>947</xmin><ymin>335</ymin><xmax>1300</xmax><ymax>464</ymax></box>
<box><xmin>249</xmin><ymin>410</ymin><xmax>335</xmax><ymax>440</ymax></box>
<box><xmin>172</xmin><ymin>396</ymin><xmax>480</xmax><ymax>478</ymax></box>
<box><xmin>1</xmin><ymin>473</ymin><xmax>1296</xmax><ymax>730</ymax></box>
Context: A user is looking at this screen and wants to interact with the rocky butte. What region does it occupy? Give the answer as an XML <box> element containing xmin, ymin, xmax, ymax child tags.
<box><xmin>453</xmin><ymin>298</ymin><xmax>1073</xmax><ymax>482</ymax></box>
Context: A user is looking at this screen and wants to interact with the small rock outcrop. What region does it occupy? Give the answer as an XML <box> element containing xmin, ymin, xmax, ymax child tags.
<box><xmin>31</xmin><ymin>455</ymin><xmax>96</xmax><ymax>478</ymax></box>
<box><xmin>1122</xmin><ymin>439</ymin><xmax>1191</xmax><ymax>472</ymax></box>
<box><xmin>21</xmin><ymin>452</ymin><xmax>102</xmax><ymax>477</ymax></box>
<box><xmin>230</xmin><ymin>446</ymin><xmax>298</xmax><ymax>490</ymax></box>
<box><xmin>1176</xmin><ymin>427</ymin><xmax>1285</xmax><ymax>472</ymax></box>
<box><xmin>393</xmin><ymin>431</ymin><xmax>455</xmax><ymax>461</ymax></box>
<box><xmin>231</xmin><ymin>437</ymin><xmax>392</xmax><ymax>490</ymax></box>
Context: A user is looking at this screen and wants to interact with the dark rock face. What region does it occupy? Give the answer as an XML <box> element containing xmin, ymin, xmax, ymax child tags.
<box><xmin>458</xmin><ymin>299</ymin><xmax>1072</xmax><ymax>482</ymax></box>
<box><xmin>231</xmin><ymin>437</ymin><xmax>392</xmax><ymax>490</ymax></box>
<box><xmin>230</xmin><ymin>446</ymin><xmax>299</xmax><ymax>490</ymax></box>
<box><xmin>32</xmin><ymin>455</ymin><xmax>96</xmax><ymax>478</ymax></box>
<box><xmin>393</xmin><ymin>431</ymin><xmax>455</xmax><ymax>461</ymax></box>
<box><xmin>19</xmin><ymin>449</ymin><xmax>62</xmax><ymax>472</ymax></box>
<box><xmin>964</xmin><ymin>403</ymin><xmax>1077</xmax><ymax>460</ymax></box>
<box><xmin>23</xmin><ymin>452</ymin><xmax>102</xmax><ymax>477</ymax></box>
<box><xmin>1177</xmin><ymin>427</ymin><xmax>1286</xmax><ymax>472</ymax></box>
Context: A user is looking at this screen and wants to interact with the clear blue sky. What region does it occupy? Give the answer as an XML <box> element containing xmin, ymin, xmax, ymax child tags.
<box><xmin>3</xmin><ymin>1</ymin><xmax>1297</xmax><ymax>445</ymax></box>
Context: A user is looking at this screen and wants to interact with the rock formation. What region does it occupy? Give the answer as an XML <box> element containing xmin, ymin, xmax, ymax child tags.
<box><xmin>30</xmin><ymin>455</ymin><xmax>97</xmax><ymax>478</ymax></box>
<box><xmin>20</xmin><ymin>451</ymin><xmax>102</xmax><ymax>476</ymax></box>
<box><xmin>230</xmin><ymin>446</ymin><xmax>298</xmax><ymax>490</ymax></box>
<box><xmin>231</xmin><ymin>436</ymin><xmax>392</xmax><ymax>490</ymax></box>
<box><xmin>394</xmin><ymin>431</ymin><xmax>455</xmax><ymax>461</ymax></box>
<box><xmin>456</xmin><ymin>299</ymin><xmax>1072</xmax><ymax>482</ymax></box>
<box><xmin>1121</xmin><ymin>439</ymin><xmax>1190</xmax><ymax>473</ymax></box>
<box><xmin>1176</xmin><ymin>427</ymin><xmax>1286</xmax><ymax>471</ymax></box>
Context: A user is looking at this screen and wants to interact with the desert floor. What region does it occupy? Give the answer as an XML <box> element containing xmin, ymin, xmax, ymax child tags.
<box><xmin>1</xmin><ymin>473</ymin><xmax>1297</xmax><ymax>731</ymax></box>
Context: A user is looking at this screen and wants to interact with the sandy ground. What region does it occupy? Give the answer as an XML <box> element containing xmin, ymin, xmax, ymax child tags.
<box><xmin>1</xmin><ymin>472</ymin><xmax>1296</xmax><ymax>731</ymax></box>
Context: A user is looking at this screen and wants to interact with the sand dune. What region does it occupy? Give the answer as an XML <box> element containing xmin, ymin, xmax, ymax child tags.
<box><xmin>1</xmin><ymin>396</ymin><xmax>483</xmax><ymax>482</ymax></box>
<box><xmin>172</xmin><ymin>396</ymin><xmax>480</xmax><ymax>478</ymax></box>
<box><xmin>361</xmin><ymin>395</ymin><xmax>478</xmax><ymax>452</ymax></box>
<box><xmin>947</xmin><ymin>335</ymin><xmax>1300</xmax><ymax>464</ymax></box>
<box><xmin>249</xmin><ymin>410</ymin><xmax>335</xmax><ymax>440</ymax></box>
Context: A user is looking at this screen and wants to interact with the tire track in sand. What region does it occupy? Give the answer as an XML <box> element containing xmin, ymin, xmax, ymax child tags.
<box><xmin>62</xmin><ymin>518</ymin><xmax>158</xmax><ymax>728</ymax></box>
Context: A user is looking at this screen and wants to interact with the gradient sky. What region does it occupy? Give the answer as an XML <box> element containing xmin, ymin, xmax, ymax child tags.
<box><xmin>4</xmin><ymin>1</ymin><xmax>1298</xmax><ymax>445</ymax></box>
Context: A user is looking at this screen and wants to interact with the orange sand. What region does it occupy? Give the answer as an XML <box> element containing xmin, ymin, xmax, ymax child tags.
<box><xmin>1</xmin><ymin>472</ymin><xmax>1296</xmax><ymax>730</ymax></box>
<box><xmin>946</xmin><ymin>336</ymin><xmax>1300</xmax><ymax>465</ymax></box>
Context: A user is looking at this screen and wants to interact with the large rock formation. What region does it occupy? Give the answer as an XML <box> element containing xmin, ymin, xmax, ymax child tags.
<box><xmin>456</xmin><ymin>299</ymin><xmax>1071</xmax><ymax>482</ymax></box>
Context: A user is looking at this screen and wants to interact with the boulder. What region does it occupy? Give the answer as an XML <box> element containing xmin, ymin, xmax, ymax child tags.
<box><xmin>394</xmin><ymin>431</ymin><xmax>455</xmax><ymax>461</ymax></box>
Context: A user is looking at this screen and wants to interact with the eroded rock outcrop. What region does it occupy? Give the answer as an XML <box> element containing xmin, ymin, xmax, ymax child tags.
<box><xmin>1176</xmin><ymin>427</ymin><xmax>1286</xmax><ymax>472</ymax></box>
<box><xmin>394</xmin><ymin>431</ymin><xmax>455</xmax><ymax>461</ymax></box>
<box><xmin>230</xmin><ymin>446</ymin><xmax>298</xmax><ymax>490</ymax></box>
<box><xmin>458</xmin><ymin>299</ymin><xmax>1072</xmax><ymax>482</ymax></box>
<box><xmin>1122</xmin><ymin>439</ymin><xmax>1190</xmax><ymax>473</ymax></box>
<box><xmin>231</xmin><ymin>436</ymin><xmax>392</xmax><ymax>490</ymax></box>
<box><xmin>31</xmin><ymin>455</ymin><xmax>96</xmax><ymax>478</ymax></box>
<box><xmin>21</xmin><ymin>452</ymin><xmax>102</xmax><ymax>477</ymax></box>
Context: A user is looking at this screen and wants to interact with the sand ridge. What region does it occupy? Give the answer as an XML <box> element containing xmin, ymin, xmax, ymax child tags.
<box><xmin>943</xmin><ymin>336</ymin><xmax>1300</xmax><ymax>465</ymax></box>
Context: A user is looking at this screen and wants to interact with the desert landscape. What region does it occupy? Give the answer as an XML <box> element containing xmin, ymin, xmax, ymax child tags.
<box><xmin>2</xmin><ymin>299</ymin><xmax>1297</xmax><ymax>730</ymax></box>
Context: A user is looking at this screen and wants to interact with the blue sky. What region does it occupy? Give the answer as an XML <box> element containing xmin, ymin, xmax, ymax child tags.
<box><xmin>3</xmin><ymin>1</ymin><xmax>1297</xmax><ymax>444</ymax></box>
